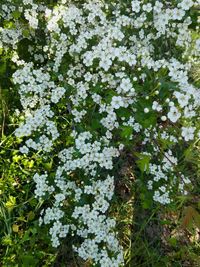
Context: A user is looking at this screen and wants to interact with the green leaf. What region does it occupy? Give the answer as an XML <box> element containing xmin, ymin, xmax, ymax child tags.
<box><xmin>140</xmin><ymin>192</ymin><xmax>152</xmax><ymax>209</ymax></box>
<box><xmin>27</xmin><ymin>211</ymin><xmax>35</xmax><ymax>221</ymax></box>
<box><xmin>168</xmin><ymin>237</ymin><xmax>177</xmax><ymax>247</ymax></box>
<box><xmin>21</xmin><ymin>231</ymin><xmax>30</xmax><ymax>242</ymax></box>
<box><xmin>5</xmin><ymin>196</ymin><xmax>16</xmax><ymax>211</ymax></box>
<box><xmin>12</xmin><ymin>224</ymin><xmax>19</xmax><ymax>233</ymax></box>
<box><xmin>90</xmin><ymin>118</ymin><xmax>101</xmax><ymax>130</ymax></box>
<box><xmin>22</xmin><ymin>29</ymin><xmax>30</xmax><ymax>38</ymax></box>
<box><xmin>4</xmin><ymin>21</ymin><xmax>15</xmax><ymax>29</ymax></box>
<box><xmin>120</xmin><ymin>126</ymin><xmax>133</xmax><ymax>139</ymax></box>
<box><xmin>28</xmin><ymin>160</ymin><xmax>34</xmax><ymax>168</ymax></box>
<box><xmin>0</xmin><ymin>61</ymin><xmax>6</xmax><ymax>75</ymax></box>
<box><xmin>142</xmin><ymin>115</ymin><xmax>157</xmax><ymax>128</ymax></box>
<box><xmin>160</xmin><ymin>220</ymin><xmax>171</xmax><ymax>225</ymax></box>
<box><xmin>2</xmin><ymin>235</ymin><xmax>12</xmax><ymax>246</ymax></box>
<box><xmin>12</xmin><ymin>10</ymin><xmax>21</xmax><ymax>19</ymax></box>
<box><xmin>21</xmin><ymin>255</ymin><xmax>38</xmax><ymax>266</ymax></box>
<box><xmin>43</xmin><ymin>159</ymin><xmax>53</xmax><ymax>171</ymax></box>
<box><xmin>12</xmin><ymin>155</ymin><xmax>21</xmax><ymax>163</ymax></box>
<box><xmin>135</xmin><ymin>152</ymin><xmax>151</xmax><ymax>173</ymax></box>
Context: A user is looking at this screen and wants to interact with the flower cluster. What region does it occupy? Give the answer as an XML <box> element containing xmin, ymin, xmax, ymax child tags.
<box><xmin>1</xmin><ymin>0</ymin><xmax>199</xmax><ymax>265</ymax></box>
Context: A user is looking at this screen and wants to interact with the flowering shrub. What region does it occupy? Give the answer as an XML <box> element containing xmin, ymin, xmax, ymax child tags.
<box><xmin>0</xmin><ymin>0</ymin><xmax>200</xmax><ymax>266</ymax></box>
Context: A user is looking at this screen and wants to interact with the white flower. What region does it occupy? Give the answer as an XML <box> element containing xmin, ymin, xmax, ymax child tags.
<box><xmin>174</xmin><ymin>92</ymin><xmax>190</xmax><ymax>107</ymax></box>
<box><xmin>119</xmin><ymin>144</ymin><xmax>124</xmax><ymax>151</ymax></box>
<box><xmin>181</xmin><ymin>126</ymin><xmax>196</xmax><ymax>141</ymax></box>
<box><xmin>131</xmin><ymin>0</ymin><xmax>140</xmax><ymax>13</ymax></box>
<box><xmin>178</xmin><ymin>0</ymin><xmax>194</xmax><ymax>11</ymax></box>
<box><xmin>111</xmin><ymin>96</ymin><xmax>124</xmax><ymax>109</ymax></box>
<box><xmin>19</xmin><ymin>145</ymin><xmax>29</xmax><ymax>154</ymax></box>
<box><xmin>172</xmin><ymin>8</ymin><xmax>185</xmax><ymax>21</ymax></box>
<box><xmin>51</xmin><ymin>87</ymin><xmax>66</xmax><ymax>103</ymax></box>
<box><xmin>118</xmin><ymin>78</ymin><xmax>132</xmax><ymax>93</ymax></box>
<box><xmin>184</xmin><ymin>105</ymin><xmax>196</xmax><ymax>118</ymax></box>
<box><xmin>195</xmin><ymin>39</ymin><xmax>200</xmax><ymax>51</ymax></box>
<box><xmin>167</xmin><ymin>106</ymin><xmax>181</xmax><ymax>123</ymax></box>
<box><xmin>142</xmin><ymin>3</ymin><xmax>152</xmax><ymax>13</ymax></box>
<box><xmin>99</xmin><ymin>58</ymin><xmax>112</xmax><ymax>71</ymax></box>
<box><xmin>152</xmin><ymin>101</ymin><xmax>162</xmax><ymax>112</ymax></box>
<box><xmin>154</xmin><ymin>1</ymin><xmax>163</xmax><ymax>13</ymax></box>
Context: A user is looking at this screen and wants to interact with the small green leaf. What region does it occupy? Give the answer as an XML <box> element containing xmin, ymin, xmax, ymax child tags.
<box><xmin>5</xmin><ymin>196</ymin><xmax>16</xmax><ymax>211</ymax></box>
<box><xmin>12</xmin><ymin>224</ymin><xmax>19</xmax><ymax>232</ymax></box>
<box><xmin>168</xmin><ymin>237</ymin><xmax>177</xmax><ymax>247</ymax></box>
<box><xmin>44</xmin><ymin>159</ymin><xmax>53</xmax><ymax>170</ymax></box>
<box><xmin>22</xmin><ymin>29</ymin><xmax>30</xmax><ymax>38</ymax></box>
<box><xmin>21</xmin><ymin>254</ymin><xmax>38</xmax><ymax>266</ymax></box>
<box><xmin>120</xmin><ymin>126</ymin><xmax>133</xmax><ymax>139</ymax></box>
<box><xmin>12</xmin><ymin>10</ymin><xmax>21</xmax><ymax>19</ymax></box>
<box><xmin>13</xmin><ymin>155</ymin><xmax>21</xmax><ymax>163</ymax></box>
<box><xmin>135</xmin><ymin>152</ymin><xmax>151</xmax><ymax>173</ymax></box>
<box><xmin>0</xmin><ymin>61</ymin><xmax>6</xmax><ymax>75</ymax></box>
<box><xmin>27</xmin><ymin>211</ymin><xmax>35</xmax><ymax>221</ymax></box>
<box><xmin>28</xmin><ymin>160</ymin><xmax>34</xmax><ymax>168</ymax></box>
<box><xmin>2</xmin><ymin>235</ymin><xmax>12</xmax><ymax>246</ymax></box>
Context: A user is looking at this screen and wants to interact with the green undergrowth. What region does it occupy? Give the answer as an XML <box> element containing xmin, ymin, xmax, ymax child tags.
<box><xmin>1</xmin><ymin>89</ymin><xmax>200</xmax><ymax>266</ymax></box>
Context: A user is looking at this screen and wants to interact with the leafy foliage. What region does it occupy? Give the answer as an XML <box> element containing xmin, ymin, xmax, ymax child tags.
<box><xmin>0</xmin><ymin>0</ymin><xmax>200</xmax><ymax>266</ymax></box>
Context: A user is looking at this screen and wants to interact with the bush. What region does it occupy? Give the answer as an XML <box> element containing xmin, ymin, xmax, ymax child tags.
<box><xmin>0</xmin><ymin>1</ymin><xmax>200</xmax><ymax>266</ymax></box>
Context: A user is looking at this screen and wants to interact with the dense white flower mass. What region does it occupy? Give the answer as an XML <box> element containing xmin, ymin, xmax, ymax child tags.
<box><xmin>1</xmin><ymin>0</ymin><xmax>199</xmax><ymax>265</ymax></box>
